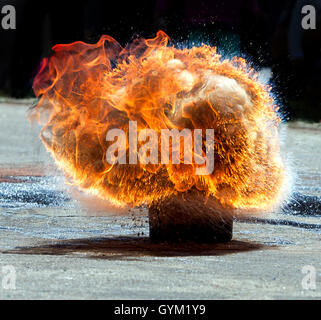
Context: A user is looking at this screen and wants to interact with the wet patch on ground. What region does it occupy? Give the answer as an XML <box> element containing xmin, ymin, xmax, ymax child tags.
<box><xmin>281</xmin><ymin>192</ymin><xmax>321</xmax><ymax>216</ymax></box>
<box><xmin>1</xmin><ymin>236</ymin><xmax>268</xmax><ymax>260</ymax></box>
<box><xmin>0</xmin><ymin>175</ymin><xmax>70</xmax><ymax>208</ymax></box>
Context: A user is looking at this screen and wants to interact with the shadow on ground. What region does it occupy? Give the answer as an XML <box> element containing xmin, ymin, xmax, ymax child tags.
<box><xmin>2</xmin><ymin>236</ymin><xmax>270</xmax><ymax>260</ymax></box>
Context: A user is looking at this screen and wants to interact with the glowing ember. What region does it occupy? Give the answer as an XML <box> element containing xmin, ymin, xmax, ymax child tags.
<box><xmin>31</xmin><ymin>30</ymin><xmax>286</xmax><ymax>212</ymax></box>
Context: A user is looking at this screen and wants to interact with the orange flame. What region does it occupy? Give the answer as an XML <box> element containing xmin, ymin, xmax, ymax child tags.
<box><xmin>31</xmin><ymin>30</ymin><xmax>286</xmax><ymax>211</ymax></box>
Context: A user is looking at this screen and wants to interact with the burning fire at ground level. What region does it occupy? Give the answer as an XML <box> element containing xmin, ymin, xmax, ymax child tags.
<box><xmin>30</xmin><ymin>31</ymin><xmax>287</xmax><ymax>242</ymax></box>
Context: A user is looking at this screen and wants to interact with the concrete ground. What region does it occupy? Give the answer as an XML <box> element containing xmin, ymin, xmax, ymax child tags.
<box><xmin>0</xmin><ymin>102</ymin><xmax>320</xmax><ymax>299</ymax></box>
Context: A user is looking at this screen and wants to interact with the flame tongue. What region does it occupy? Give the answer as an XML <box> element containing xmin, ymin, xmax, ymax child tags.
<box><xmin>31</xmin><ymin>30</ymin><xmax>286</xmax><ymax>211</ymax></box>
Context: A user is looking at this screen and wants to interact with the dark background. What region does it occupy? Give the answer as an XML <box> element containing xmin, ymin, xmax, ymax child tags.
<box><xmin>0</xmin><ymin>0</ymin><xmax>320</xmax><ymax>121</ymax></box>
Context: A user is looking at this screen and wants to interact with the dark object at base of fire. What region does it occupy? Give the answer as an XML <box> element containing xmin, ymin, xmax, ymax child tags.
<box><xmin>148</xmin><ymin>191</ymin><xmax>233</xmax><ymax>243</ymax></box>
<box><xmin>282</xmin><ymin>192</ymin><xmax>321</xmax><ymax>216</ymax></box>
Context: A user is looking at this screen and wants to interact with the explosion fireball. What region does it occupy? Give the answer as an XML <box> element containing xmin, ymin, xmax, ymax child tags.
<box><xmin>31</xmin><ymin>30</ymin><xmax>286</xmax><ymax>214</ymax></box>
